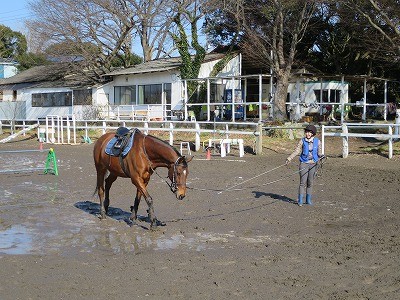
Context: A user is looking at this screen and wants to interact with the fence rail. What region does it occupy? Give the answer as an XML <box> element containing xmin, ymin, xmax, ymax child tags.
<box><xmin>0</xmin><ymin>118</ymin><xmax>262</xmax><ymax>153</ymax></box>
<box><xmin>322</xmin><ymin>123</ymin><xmax>400</xmax><ymax>159</ymax></box>
<box><xmin>1</xmin><ymin>118</ymin><xmax>400</xmax><ymax>158</ymax></box>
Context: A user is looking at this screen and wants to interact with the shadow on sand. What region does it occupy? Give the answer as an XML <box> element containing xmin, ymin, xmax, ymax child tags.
<box><xmin>74</xmin><ymin>201</ymin><xmax>151</xmax><ymax>229</ymax></box>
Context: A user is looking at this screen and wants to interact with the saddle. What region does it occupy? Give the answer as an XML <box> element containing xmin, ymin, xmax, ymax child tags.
<box><xmin>105</xmin><ymin>127</ymin><xmax>137</xmax><ymax>157</ymax></box>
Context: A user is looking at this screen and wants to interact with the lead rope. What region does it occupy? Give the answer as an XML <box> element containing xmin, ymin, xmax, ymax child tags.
<box><xmin>189</xmin><ymin>156</ymin><xmax>327</xmax><ymax>194</ymax></box>
<box><xmin>217</xmin><ymin>163</ymin><xmax>286</xmax><ymax>194</ymax></box>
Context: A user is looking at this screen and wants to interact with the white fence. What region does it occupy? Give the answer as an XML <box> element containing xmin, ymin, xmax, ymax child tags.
<box><xmin>322</xmin><ymin>123</ymin><xmax>400</xmax><ymax>159</ymax></box>
<box><xmin>0</xmin><ymin>117</ymin><xmax>263</xmax><ymax>154</ymax></box>
<box><xmin>2</xmin><ymin>117</ymin><xmax>400</xmax><ymax>158</ymax></box>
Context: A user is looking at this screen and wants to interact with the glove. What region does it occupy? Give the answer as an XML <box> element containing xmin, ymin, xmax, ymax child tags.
<box><xmin>285</xmin><ymin>159</ymin><xmax>290</xmax><ymax>165</ymax></box>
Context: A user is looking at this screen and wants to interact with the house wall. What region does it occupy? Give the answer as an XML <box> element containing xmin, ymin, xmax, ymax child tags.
<box><xmin>287</xmin><ymin>81</ymin><xmax>349</xmax><ymax>104</ymax></box>
<box><xmin>0</xmin><ymin>64</ymin><xmax>18</xmax><ymax>79</ymax></box>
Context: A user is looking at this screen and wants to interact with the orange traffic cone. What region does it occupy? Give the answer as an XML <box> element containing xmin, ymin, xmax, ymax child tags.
<box><xmin>206</xmin><ymin>148</ymin><xmax>211</xmax><ymax>160</ymax></box>
<box><xmin>39</xmin><ymin>142</ymin><xmax>43</xmax><ymax>151</ymax></box>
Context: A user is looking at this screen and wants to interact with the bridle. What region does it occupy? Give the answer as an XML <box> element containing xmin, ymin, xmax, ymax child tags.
<box><xmin>142</xmin><ymin>135</ymin><xmax>187</xmax><ymax>194</ymax></box>
<box><xmin>168</xmin><ymin>157</ymin><xmax>187</xmax><ymax>193</ymax></box>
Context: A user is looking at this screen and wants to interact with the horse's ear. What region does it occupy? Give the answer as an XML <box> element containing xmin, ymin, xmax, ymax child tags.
<box><xmin>183</xmin><ymin>155</ymin><xmax>193</xmax><ymax>163</ymax></box>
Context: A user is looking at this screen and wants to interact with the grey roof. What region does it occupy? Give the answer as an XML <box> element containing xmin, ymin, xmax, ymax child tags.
<box><xmin>0</xmin><ymin>63</ymin><xmax>99</xmax><ymax>90</ymax></box>
<box><xmin>106</xmin><ymin>53</ymin><xmax>226</xmax><ymax>76</ymax></box>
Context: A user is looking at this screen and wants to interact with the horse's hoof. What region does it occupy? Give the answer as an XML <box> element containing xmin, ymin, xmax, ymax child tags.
<box><xmin>156</xmin><ymin>219</ymin><xmax>166</xmax><ymax>226</ymax></box>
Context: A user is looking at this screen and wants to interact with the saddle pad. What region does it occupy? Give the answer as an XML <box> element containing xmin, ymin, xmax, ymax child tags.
<box><xmin>105</xmin><ymin>131</ymin><xmax>135</xmax><ymax>157</ymax></box>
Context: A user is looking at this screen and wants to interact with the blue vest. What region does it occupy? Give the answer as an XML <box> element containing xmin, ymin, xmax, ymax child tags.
<box><xmin>299</xmin><ymin>137</ymin><xmax>319</xmax><ymax>163</ymax></box>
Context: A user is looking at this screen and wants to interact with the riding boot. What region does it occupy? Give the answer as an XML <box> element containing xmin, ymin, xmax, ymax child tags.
<box><xmin>298</xmin><ymin>194</ymin><xmax>303</xmax><ymax>206</ymax></box>
<box><xmin>306</xmin><ymin>194</ymin><xmax>312</xmax><ymax>205</ymax></box>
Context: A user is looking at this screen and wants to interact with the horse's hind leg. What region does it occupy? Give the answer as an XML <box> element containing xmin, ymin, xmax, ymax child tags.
<box><xmin>96</xmin><ymin>167</ymin><xmax>107</xmax><ymax>219</ymax></box>
<box><xmin>104</xmin><ymin>173</ymin><xmax>118</xmax><ymax>214</ymax></box>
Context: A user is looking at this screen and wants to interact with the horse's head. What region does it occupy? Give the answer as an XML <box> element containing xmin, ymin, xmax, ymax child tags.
<box><xmin>168</xmin><ymin>155</ymin><xmax>193</xmax><ymax>200</ymax></box>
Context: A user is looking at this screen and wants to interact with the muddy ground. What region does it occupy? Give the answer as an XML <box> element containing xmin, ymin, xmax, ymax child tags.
<box><xmin>0</xmin><ymin>134</ymin><xmax>399</xmax><ymax>299</ymax></box>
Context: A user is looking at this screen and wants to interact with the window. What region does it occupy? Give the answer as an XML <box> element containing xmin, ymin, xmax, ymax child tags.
<box><xmin>12</xmin><ymin>90</ymin><xmax>17</xmax><ymax>102</ymax></box>
<box><xmin>330</xmin><ymin>90</ymin><xmax>342</xmax><ymax>103</ymax></box>
<box><xmin>114</xmin><ymin>86</ymin><xmax>136</xmax><ymax>105</ymax></box>
<box><xmin>32</xmin><ymin>92</ymin><xmax>73</xmax><ymax>107</ymax></box>
<box><xmin>138</xmin><ymin>84</ymin><xmax>162</xmax><ymax>105</ymax></box>
<box><xmin>314</xmin><ymin>89</ymin><xmax>342</xmax><ymax>103</ymax></box>
<box><xmin>164</xmin><ymin>83</ymin><xmax>171</xmax><ymax>104</ymax></box>
<box><xmin>73</xmin><ymin>89</ymin><xmax>92</xmax><ymax>105</ymax></box>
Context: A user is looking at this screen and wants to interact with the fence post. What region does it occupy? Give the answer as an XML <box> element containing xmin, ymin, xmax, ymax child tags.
<box><xmin>144</xmin><ymin>122</ymin><xmax>149</xmax><ymax>135</ymax></box>
<box><xmin>255</xmin><ymin>122</ymin><xmax>263</xmax><ymax>155</ymax></box>
<box><xmin>169</xmin><ymin>122</ymin><xmax>174</xmax><ymax>146</ymax></box>
<box><xmin>195</xmin><ymin>122</ymin><xmax>201</xmax><ymax>151</ymax></box>
<box><xmin>395</xmin><ymin>109</ymin><xmax>400</xmax><ymax>140</ymax></box>
<box><xmin>342</xmin><ymin>123</ymin><xmax>349</xmax><ymax>158</ymax></box>
<box><xmin>388</xmin><ymin>125</ymin><xmax>393</xmax><ymax>159</ymax></box>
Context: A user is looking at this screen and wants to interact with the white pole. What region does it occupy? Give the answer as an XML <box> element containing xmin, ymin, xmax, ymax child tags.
<box><xmin>395</xmin><ymin>109</ymin><xmax>400</xmax><ymax>138</ymax></box>
<box><xmin>195</xmin><ymin>122</ymin><xmax>200</xmax><ymax>151</ymax></box>
<box><xmin>388</xmin><ymin>125</ymin><xmax>393</xmax><ymax>159</ymax></box>
<box><xmin>321</xmin><ymin>125</ymin><xmax>325</xmax><ymax>155</ymax></box>
<box><xmin>231</xmin><ymin>78</ymin><xmax>235</xmax><ymax>122</ymax></box>
<box><xmin>207</xmin><ymin>79</ymin><xmax>210</xmax><ymax>121</ymax></box>
<box><xmin>184</xmin><ymin>80</ymin><xmax>188</xmax><ymax>120</ymax></box>
<box><xmin>341</xmin><ymin>76</ymin><xmax>345</xmax><ymax>123</ymax></box>
<box><xmin>342</xmin><ymin>123</ymin><xmax>349</xmax><ymax>158</ymax></box>
<box><xmin>169</xmin><ymin>122</ymin><xmax>174</xmax><ymax>146</ymax></box>
<box><xmin>362</xmin><ymin>78</ymin><xmax>367</xmax><ymax>121</ymax></box>
<box><xmin>72</xmin><ymin>115</ymin><xmax>76</xmax><ymax>144</ymax></box>
<box><xmin>258</xmin><ymin>74</ymin><xmax>262</xmax><ymax>120</ymax></box>
<box><xmin>384</xmin><ymin>80</ymin><xmax>387</xmax><ymax>121</ymax></box>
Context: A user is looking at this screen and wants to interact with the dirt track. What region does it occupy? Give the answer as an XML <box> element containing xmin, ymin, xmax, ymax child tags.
<box><xmin>0</xmin><ymin>136</ymin><xmax>399</xmax><ymax>299</ymax></box>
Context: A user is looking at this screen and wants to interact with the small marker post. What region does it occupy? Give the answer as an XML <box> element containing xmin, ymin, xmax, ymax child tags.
<box><xmin>44</xmin><ymin>148</ymin><xmax>59</xmax><ymax>176</ymax></box>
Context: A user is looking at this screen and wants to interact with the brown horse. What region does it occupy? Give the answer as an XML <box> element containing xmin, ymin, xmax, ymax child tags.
<box><xmin>93</xmin><ymin>129</ymin><xmax>193</xmax><ymax>229</ymax></box>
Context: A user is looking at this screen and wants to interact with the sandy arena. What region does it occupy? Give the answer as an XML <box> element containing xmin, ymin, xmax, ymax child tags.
<box><xmin>0</xmin><ymin>135</ymin><xmax>399</xmax><ymax>299</ymax></box>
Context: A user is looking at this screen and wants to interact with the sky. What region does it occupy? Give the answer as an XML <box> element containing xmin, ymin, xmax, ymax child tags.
<box><xmin>0</xmin><ymin>0</ymin><xmax>31</xmax><ymax>33</ymax></box>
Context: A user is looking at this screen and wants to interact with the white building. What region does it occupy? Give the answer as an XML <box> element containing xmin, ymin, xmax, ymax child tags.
<box><xmin>0</xmin><ymin>59</ymin><xmax>18</xmax><ymax>79</ymax></box>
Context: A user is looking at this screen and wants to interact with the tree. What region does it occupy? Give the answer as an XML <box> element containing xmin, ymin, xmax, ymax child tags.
<box><xmin>118</xmin><ymin>0</ymin><xmax>176</xmax><ymax>62</ymax></box>
<box><xmin>16</xmin><ymin>52</ymin><xmax>49</xmax><ymax>71</ymax></box>
<box><xmin>27</xmin><ymin>0</ymin><xmax>137</xmax><ymax>80</ymax></box>
<box><xmin>170</xmin><ymin>0</ymin><xmax>207</xmax><ymax>103</ymax></box>
<box><xmin>342</xmin><ymin>0</ymin><xmax>400</xmax><ymax>58</ymax></box>
<box><xmin>205</xmin><ymin>0</ymin><xmax>317</xmax><ymax>120</ymax></box>
<box><xmin>0</xmin><ymin>25</ymin><xmax>27</xmax><ymax>59</ymax></box>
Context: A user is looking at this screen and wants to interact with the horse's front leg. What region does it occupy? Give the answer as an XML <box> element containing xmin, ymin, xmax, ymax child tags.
<box><xmin>130</xmin><ymin>189</ymin><xmax>142</xmax><ymax>221</ymax></box>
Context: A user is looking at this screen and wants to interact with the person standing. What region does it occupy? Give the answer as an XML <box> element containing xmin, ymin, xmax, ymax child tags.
<box><xmin>286</xmin><ymin>124</ymin><xmax>324</xmax><ymax>206</ymax></box>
